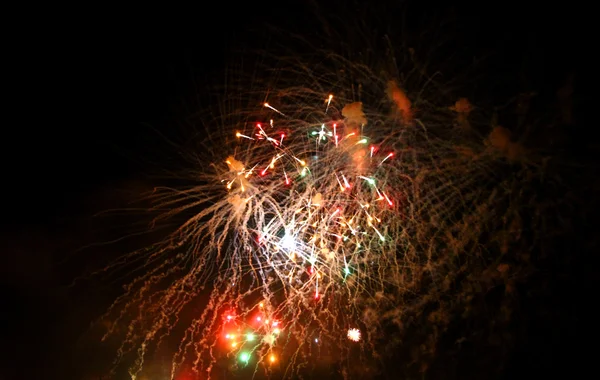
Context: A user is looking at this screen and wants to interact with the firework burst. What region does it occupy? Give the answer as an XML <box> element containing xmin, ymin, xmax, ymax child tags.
<box><xmin>91</xmin><ymin>12</ymin><xmax>562</xmax><ymax>380</ymax></box>
<box><xmin>347</xmin><ymin>328</ymin><xmax>361</xmax><ymax>342</ymax></box>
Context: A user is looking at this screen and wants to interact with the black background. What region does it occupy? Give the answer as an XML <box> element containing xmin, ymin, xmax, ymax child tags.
<box><xmin>2</xmin><ymin>1</ymin><xmax>591</xmax><ymax>379</ymax></box>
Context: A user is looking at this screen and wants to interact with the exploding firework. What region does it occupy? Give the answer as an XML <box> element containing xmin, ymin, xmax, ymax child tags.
<box><xmin>347</xmin><ymin>328</ymin><xmax>361</xmax><ymax>342</ymax></box>
<box><xmin>91</xmin><ymin>9</ymin><xmax>564</xmax><ymax>380</ymax></box>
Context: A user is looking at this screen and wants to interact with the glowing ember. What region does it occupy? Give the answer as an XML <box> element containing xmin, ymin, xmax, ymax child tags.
<box><xmin>347</xmin><ymin>328</ymin><xmax>361</xmax><ymax>342</ymax></box>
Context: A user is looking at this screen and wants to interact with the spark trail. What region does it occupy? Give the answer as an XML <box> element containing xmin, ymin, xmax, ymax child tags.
<box><xmin>96</xmin><ymin>41</ymin><xmax>551</xmax><ymax>380</ymax></box>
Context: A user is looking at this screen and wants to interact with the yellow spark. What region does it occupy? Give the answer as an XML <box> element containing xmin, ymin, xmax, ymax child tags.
<box><xmin>235</xmin><ymin>132</ymin><xmax>255</xmax><ymax>140</ymax></box>
<box><xmin>264</xmin><ymin>102</ymin><xmax>285</xmax><ymax>115</ymax></box>
<box><xmin>326</xmin><ymin>94</ymin><xmax>333</xmax><ymax>112</ymax></box>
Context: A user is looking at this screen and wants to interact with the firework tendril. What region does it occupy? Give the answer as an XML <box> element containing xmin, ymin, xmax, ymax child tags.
<box><xmin>97</xmin><ymin>45</ymin><xmax>553</xmax><ymax>380</ymax></box>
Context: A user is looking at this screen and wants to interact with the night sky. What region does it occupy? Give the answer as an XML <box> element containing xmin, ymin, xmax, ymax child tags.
<box><xmin>3</xmin><ymin>2</ymin><xmax>592</xmax><ymax>379</ymax></box>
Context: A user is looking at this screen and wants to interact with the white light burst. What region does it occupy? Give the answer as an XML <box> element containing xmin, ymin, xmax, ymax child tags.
<box><xmin>347</xmin><ymin>328</ymin><xmax>361</xmax><ymax>342</ymax></box>
<box><xmin>280</xmin><ymin>233</ymin><xmax>297</xmax><ymax>251</ymax></box>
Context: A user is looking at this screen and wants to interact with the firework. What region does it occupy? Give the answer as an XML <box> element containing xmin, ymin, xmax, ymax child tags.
<box><xmin>93</xmin><ymin>16</ymin><xmax>556</xmax><ymax>380</ymax></box>
<box><xmin>347</xmin><ymin>328</ymin><xmax>361</xmax><ymax>342</ymax></box>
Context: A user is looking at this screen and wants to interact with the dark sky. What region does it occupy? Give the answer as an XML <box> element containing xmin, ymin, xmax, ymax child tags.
<box><xmin>11</xmin><ymin>1</ymin><xmax>584</xmax><ymax>211</ymax></box>
<box><xmin>3</xmin><ymin>2</ymin><xmax>590</xmax><ymax>379</ymax></box>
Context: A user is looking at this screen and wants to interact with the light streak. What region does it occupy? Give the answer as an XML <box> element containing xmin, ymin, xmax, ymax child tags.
<box><xmin>379</xmin><ymin>152</ymin><xmax>394</xmax><ymax>166</ymax></box>
<box><xmin>236</xmin><ymin>132</ymin><xmax>255</xmax><ymax>140</ymax></box>
<box><xmin>96</xmin><ymin>47</ymin><xmax>544</xmax><ymax>380</ymax></box>
<box><xmin>264</xmin><ymin>102</ymin><xmax>285</xmax><ymax>115</ymax></box>
<box><xmin>325</xmin><ymin>94</ymin><xmax>333</xmax><ymax>112</ymax></box>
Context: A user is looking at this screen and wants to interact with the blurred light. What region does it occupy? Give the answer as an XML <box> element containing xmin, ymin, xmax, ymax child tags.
<box><xmin>263</xmin><ymin>335</ymin><xmax>275</xmax><ymax>345</ymax></box>
<box><xmin>239</xmin><ymin>352</ymin><xmax>251</xmax><ymax>363</ymax></box>
<box><xmin>246</xmin><ymin>333</ymin><xmax>255</xmax><ymax>342</ymax></box>
<box><xmin>347</xmin><ymin>328</ymin><xmax>361</xmax><ymax>342</ymax></box>
<box><xmin>281</xmin><ymin>233</ymin><xmax>296</xmax><ymax>250</ymax></box>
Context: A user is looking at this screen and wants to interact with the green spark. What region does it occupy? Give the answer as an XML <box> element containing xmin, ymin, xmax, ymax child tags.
<box><xmin>239</xmin><ymin>352</ymin><xmax>251</xmax><ymax>363</ymax></box>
